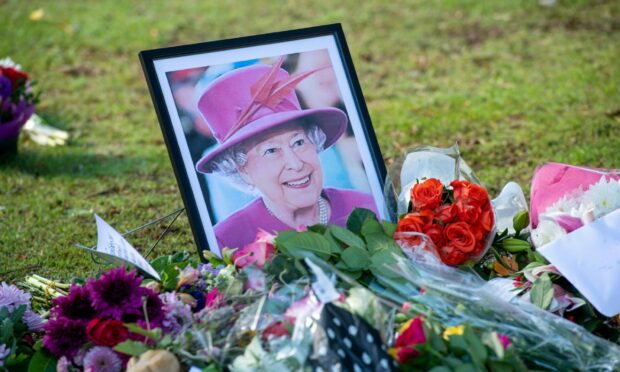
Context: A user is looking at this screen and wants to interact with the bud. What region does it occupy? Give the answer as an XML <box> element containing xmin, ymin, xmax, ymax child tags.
<box><xmin>512</xmin><ymin>210</ymin><xmax>530</xmax><ymax>232</ymax></box>
<box><xmin>145</xmin><ymin>281</ymin><xmax>161</xmax><ymax>293</ymax></box>
<box><xmin>502</xmin><ymin>238</ymin><xmax>531</xmax><ymax>253</ymax></box>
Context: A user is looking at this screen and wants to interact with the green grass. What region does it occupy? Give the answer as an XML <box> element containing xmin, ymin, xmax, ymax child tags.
<box><xmin>1</xmin><ymin>0</ymin><xmax>619</xmax><ymax>281</ymax></box>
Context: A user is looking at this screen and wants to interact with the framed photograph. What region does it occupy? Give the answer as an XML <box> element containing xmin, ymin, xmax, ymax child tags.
<box><xmin>140</xmin><ymin>24</ymin><xmax>386</xmax><ymax>257</ymax></box>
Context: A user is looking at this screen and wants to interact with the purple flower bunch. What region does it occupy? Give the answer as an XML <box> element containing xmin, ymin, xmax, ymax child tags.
<box><xmin>0</xmin><ymin>59</ymin><xmax>37</xmax><ymax>139</ymax></box>
<box><xmin>43</xmin><ymin>267</ymin><xmax>165</xmax><ymax>364</ymax></box>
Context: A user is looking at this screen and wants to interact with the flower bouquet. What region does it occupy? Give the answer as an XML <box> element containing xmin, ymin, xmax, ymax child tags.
<box><xmin>0</xmin><ymin>58</ymin><xmax>37</xmax><ymax>155</ymax></box>
<box><xmin>529</xmin><ymin>162</ymin><xmax>620</xmax><ymax>317</ymax></box>
<box><xmin>390</xmin><ymin>145</ymin><xmax>495</xmax><ymax>266</ymax></box>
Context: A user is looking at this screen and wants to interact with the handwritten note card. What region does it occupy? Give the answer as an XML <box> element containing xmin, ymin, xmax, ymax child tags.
<box><xmin>94</xmin><ymin>214</ymin><xmax>161</xmax><ymax>281</ymax></box>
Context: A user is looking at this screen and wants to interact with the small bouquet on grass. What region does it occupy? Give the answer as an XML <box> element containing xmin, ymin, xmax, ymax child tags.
<box><xmin>390</xmin><ymin>145</ymin><xmax>495</xmax><ymax>266</ymax></box>
<box><xmin>0</xmin><ymin>58</ymin><xmax>37</xmax><ymax>153</ymax></box>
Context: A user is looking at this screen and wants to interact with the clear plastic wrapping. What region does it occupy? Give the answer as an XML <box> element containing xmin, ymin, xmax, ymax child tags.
<box><xmin>370</xmin><ymin>254</ymin><xmax>620</xmax><ymax>371</ymax></box>
<box><xmin>386</xmin><ymin>144</ymin><xmax>496</xmax><ymax>266</ymax></box>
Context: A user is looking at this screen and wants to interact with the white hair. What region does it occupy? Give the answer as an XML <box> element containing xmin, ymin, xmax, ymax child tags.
<box><xmin>210</xmin><ymin>123</ymin><xmax>327</xmax><ymax>192</ymax></box>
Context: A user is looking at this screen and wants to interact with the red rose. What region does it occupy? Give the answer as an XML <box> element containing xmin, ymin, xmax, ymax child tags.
<box><xmin>395</xmin><ymin>211</ymin><xmax>434</xmax><ymax>247</ymax></box>
<box><xmin>261</xmin><ymin>321</ymin><xmax>291</xmax><ymax>342</ymax></box>
<box><xmin>1</xmin><ymin>67</ymin><xmax>28</xmax><ymax>87</ymax></box>
<box><xmin>455</xmin><ymin>201</ymin><xmax>481</xmax><ymax>224</ymax></box>
<box><xmin>423</xmin><ymin>224</ymin><xmax>445</xmax><ymax>248</ymax></box>
<box><xmin>444</xmin><ymin>222</ymin><xmax>476</xmax><ymax>253</ymax></box>
<box><xmin>437</xmin><ymin>244</ymin><xmax>469</xmax><ymax>265</ymax></box>
<box><xmin>396</xmin><ymin>211</ymin><xmax>433</xmax><ymax>233</ymax></box>
<box><xmin>467</xmin><ymin>184</ymin><xmax>489</xmax><ymax>206</ymax></box>
<box><xmin>470</xmin><ymin>223</ymin><xmax>487</xmax><ymax>241</ymax></box>
<box><xmin>450</xmin><ymin>180</ymin><xmax>490</xmax><ymax>206</ymax></box>
<box><xmin>86</xmin><ymin>319</ymin><xmax>128</xmax><ymax>347</ymax></box>
<box><xmin>410</xmin><ymin>178</ymin><xmax>443</xmax><ymax>211</ymax></box>
<box><xmin>390</xmin><ymin>317</ymin><xmax>427</xmax><ymax>363</ymax></box>
<box><xmin>479</xmin><ymin>204</ymin><xmax>494</xmax><ymax>232</ymax></box>
<box><xmin>434</xmin><ymin>204</ymin><xmax>456</xmax><ymax>224</ymax></box>
<box><xmin>450</xmin><ymin>180</ymin><xmax>469</xmax><ymax>200</ymax></box>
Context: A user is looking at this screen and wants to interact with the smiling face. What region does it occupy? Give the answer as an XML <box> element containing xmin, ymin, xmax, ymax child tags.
<box><xmin>238</xmin><ymin>122</ymin><xmax>324</xmax><ymax>213</ymax></box>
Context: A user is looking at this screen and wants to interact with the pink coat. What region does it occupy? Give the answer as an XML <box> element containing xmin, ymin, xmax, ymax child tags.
<box><xmin>214</xmin><ymin>188</ymin><xmax>378</xmax><ymax>250</ymax></box>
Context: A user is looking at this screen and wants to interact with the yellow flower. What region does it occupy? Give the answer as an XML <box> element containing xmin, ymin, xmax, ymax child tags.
<box><xmin>30</xmin><ymin>9</ymin><xmax>44</xmax><ymax>21</ymax></box>
<box><xmin>442</xmin><ymin>325</ymin><xmax>465</xmax><ymax>340</ymax></box>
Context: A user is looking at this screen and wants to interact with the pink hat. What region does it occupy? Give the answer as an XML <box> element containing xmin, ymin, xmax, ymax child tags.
<box><xmin>195</xmin><ymin>58</ymin><xmax>348</xmax><ymax>173</ymax></box>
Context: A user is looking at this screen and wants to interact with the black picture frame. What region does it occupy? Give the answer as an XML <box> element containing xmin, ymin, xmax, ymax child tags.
<box><xmin>140</xmin><ymin>24</ymin><xmax>386</xmax><ymax>258</ymax></box>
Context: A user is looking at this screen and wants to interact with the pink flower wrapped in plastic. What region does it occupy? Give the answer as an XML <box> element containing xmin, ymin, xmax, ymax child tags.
<box><xmin>530</xmin><ymin>162</ymin><xmax>620</xmax><ymax>316</ymax></box>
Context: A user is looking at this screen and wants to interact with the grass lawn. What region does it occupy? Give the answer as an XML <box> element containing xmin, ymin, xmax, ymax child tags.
<box><xmin>1</xmin><ymin>0</ymin><xmax>619</xmax><ymax>282</ymax></box>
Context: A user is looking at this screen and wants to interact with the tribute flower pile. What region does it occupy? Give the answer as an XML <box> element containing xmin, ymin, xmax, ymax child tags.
<box><xmin>396</xmin><ymin>178</ymin><xmax>494</xmax><ymax>265</ymax></box>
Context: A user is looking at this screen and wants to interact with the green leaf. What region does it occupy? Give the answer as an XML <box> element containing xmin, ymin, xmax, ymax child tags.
<box><xmin>346</xmin><ymin>208</ymin><xmax>376</xmax><ymax>234</ymax></box>
<box><xmin>429</xmin><ymin>367</ymin><xmax>452</xmax><ymax>372</ymax></box>
<box><xmin>530</xmin><ymin>272</ymin><xmax>554</xmax><ymax>309</ymax></box>
<box><xmin>276</xmin><ymin>231</ymin><xmax>332</xmax><ymax>260</ymax></box>
<box><xmin>369</xmin><ymin>249</ymin><xmax>402</xmax><ymax>279</ymax></box>
<box><xmin>454</xmin><ymin>363</ymin><xmax>478</xmax><ymax>372</ymax></box>
<box><xmin>341</xmin><ymin>246</ymin><xmax>371</xmax><ymax>270</ymax></box>
<box><xmin>448</xmin><ymin>334</ymin><xmax>468</xmax><ymax>354</ymax></box>
<box><xmin>360</xmin><ymin>217</ymin><xmax>384</xmax><ymax>238</ymax></box>
<box><xmin>28</xmin><ymin>348</ymin><xmax>57</xmax><ymax>372</ymax></box>
<box><xmin>125</xmin><ymin>323</ymin><xmax>161</xmax><ymax>341</ymax></box>
<box><xmin>162</xmin><ymin>265</ymin><xmax>181</xmax><ymax>291</ymax></box>
<box><xmin>382</xmin><ymin>221</ymin><xmax>397</xmax><ymax>237</ymax></box>
<box><xmin>114</xmin><ymin>340</ymin><xmax>149</xmax><ymax>357</ymax></box>
<box><xmin>463</xmin><ymin>325</ymin><xmax>487</xmax><ymax>367</ymax></box>
<box><xmin>364</xmin><ymin>232</ymin><xmax>401</xmax><ymax>255</ymax></box>
<box><xmin>323</xmin><ymin>230</ymin><xmax>344</xmax><ymax>255</ymax></box>
<box><xmin>329</xmin><ymin>225</ymin><xmax>366</xmax><ymax>249</ymax></box>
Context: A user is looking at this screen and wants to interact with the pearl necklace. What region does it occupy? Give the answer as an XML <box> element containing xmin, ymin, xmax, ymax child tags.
<box><xmin>265</xmin><ymin>196</ymin><xmax>329</xmax><ymax>225</ymax></box>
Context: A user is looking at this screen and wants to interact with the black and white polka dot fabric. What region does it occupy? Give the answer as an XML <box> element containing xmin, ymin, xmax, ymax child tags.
<box><xmin>309</xmin><ymin>302</ymin><xmax>398</xmax><ymax>372</ymax></box>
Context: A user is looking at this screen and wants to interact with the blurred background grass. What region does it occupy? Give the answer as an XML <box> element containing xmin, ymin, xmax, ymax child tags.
<box><xmin>1</xmin><ymin>0</ymin><xmax>618</xmax><ymax>281</ymax></box>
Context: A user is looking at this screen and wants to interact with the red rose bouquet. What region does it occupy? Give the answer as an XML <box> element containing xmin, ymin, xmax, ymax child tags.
<box><xmin>395</xmin><ymin>178</ymin><xmax>494</xmax><ymax>266</ymax></box>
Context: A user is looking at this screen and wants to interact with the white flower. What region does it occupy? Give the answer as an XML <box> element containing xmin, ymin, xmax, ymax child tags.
<box><xmin>531</xmin><ymin>219</ymin><xmax>567</xmax><ymax>247</ymax></box>
<box><xmin>0</xmin><ymin>57</ymin><xmax>21</xmax><ymax>70</ymax></box>
<box><xmin>582</xmin><ymin>177</ymin><xmax>620</xmax><ymax>218</ymax></box>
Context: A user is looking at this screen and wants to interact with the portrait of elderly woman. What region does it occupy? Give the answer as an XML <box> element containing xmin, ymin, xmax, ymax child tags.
<box><xmin>192</xmin><ymin>54</ymin><xmax>379</xmax><ymax>249</ymax></box>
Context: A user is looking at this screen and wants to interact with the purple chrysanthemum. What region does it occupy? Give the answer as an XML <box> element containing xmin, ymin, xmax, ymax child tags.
<box><xmin>136</xmin><ymin>288</ymin><xmax>165</xmax><ymax>329</ymax></box>
<box><xmin>51</xmin><ymin>284</ymin><xmax>97</xmax><ymax>321</ymax></box>
<box><xmin>43</xmin><ymin>316</ymin><xmax>88</xmax><ymax>358</ymax></box>
<box><xmin>0</xmin><ymin>282</ymin><xmax>31</xmax><ymax>311</ymax></box>
<box><xmin>160</xmin><ymin>292</ymin><xmax>193</xmax><ymax>335</ymax></box>
<box><xmin>23</xmin><ymin>309</ymin><xmax>44</xmax><ymax>331</ymax></box>
<box><xmin>87</xmin><ymin>267</ymin><xmax>145</xmax><ymax>319</ymax></box>
<box><xmin>82</xmin><ymin>346</ymin><xmax>122</xmax><ymax>372</ymax></box>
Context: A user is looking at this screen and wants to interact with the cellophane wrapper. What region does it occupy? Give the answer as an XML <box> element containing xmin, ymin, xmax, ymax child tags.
<box><xmin>385</xmin><ymin>144</ymin><xmax>495</xmax><ymax>265</ymax></box>
<box><xmin>370</xmin><ymin>253</ymin><xmax>620</xmax><ymax>371</ymax></box>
